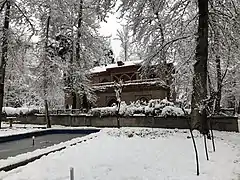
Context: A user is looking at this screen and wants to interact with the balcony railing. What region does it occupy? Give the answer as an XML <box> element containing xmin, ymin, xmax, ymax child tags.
<box><xmin>92</xmin><ymin>78</ymin><xmax>166</xmax><ymax>87</ymax></box>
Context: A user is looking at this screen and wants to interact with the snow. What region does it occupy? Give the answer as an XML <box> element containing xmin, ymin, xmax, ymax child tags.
<box><xmin>90</xmin><ymin>106</ymin><xmax>117</xmax><ymax>116</ymax></box>
<box><xmin>2</xmin><ymin>107</ymin><xmax>38</xmax><ymax>116</ymax></box>
<box><xmin>90</xmin><ymin>60</ymin><xmax>143</xmax><ymax>74</ymax></box>
<box><xmin>238</xmin><ymin>119</ymin><xmax>240</xmax><ymax>132</ymax></box>
<box><xmin>0</xmin><ymin>123</ymin><xmax>45</xmax><ymax>137</ymax></box>
<box><xmin>161</xmin><ymin>106</ymin><xmax>184</xmax><ymax>116</ymax></box>
<box><xmin>0</xmin><ymin>123</ymin><xmax>98</xmax><ymax>137</ymax></box>
<box><xmin>0</xmin><ymin>128</ymin><xmax>239</xmax><ymax>180</ymax></box>
<box><xmin>0</xmin><ymin>131</ymin><xmax>99</xmax><ymax>171</ymax></box>
<box><xmin>90</xmin><ymin>98</ymin><xmax>185</xmax><ymax>117</ymax></box>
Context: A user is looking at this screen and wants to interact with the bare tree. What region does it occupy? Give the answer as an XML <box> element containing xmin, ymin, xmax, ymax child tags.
<box><xmin>191</xmin><ymin>0</ymin><xmax>209</xmax><ymax>135</ymax></box>
<box><xmin>114</xmin><ymin>80</ymin><xmax>122</xmax><ymax>128</ymax></box>
<box><xmin>44</xmin><ymin>15</ymin><xmax>51</xmax><ymax>128</ymax></box>
<box><xmin>116</xmin><ymin>24</ymin><xmax>132</xmax><ymax>61</ymax></box>
<box><xmin>0</xmin><ymin>0</ymin><xmax>10</xmax><ymax>128</ymax></box>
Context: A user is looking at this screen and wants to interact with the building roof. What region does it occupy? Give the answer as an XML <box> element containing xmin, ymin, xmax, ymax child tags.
<box><xmin>90</xmin><ymin>60</ymin><xmax>143</xmax><ymax>74</ymax></box>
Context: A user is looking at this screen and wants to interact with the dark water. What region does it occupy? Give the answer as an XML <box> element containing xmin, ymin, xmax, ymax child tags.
<box><xmin>0</xmin><ymin>134</ymin><xmax>86</xmax><ymax>160</ymax></box>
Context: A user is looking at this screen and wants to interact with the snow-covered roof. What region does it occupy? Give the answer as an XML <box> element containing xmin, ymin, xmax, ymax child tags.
<box><xmin>90</xmin><ymin>60</ymin><xmax>143</xmax><ymax>74</ymax></box>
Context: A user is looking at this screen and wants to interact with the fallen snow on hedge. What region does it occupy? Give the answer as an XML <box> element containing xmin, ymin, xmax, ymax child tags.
<box><xmin>90</xmin><ymin>106</ymin><xmax>117</xmax><ymax>117</ymax></box>
<box><xmin>2</xmin><ymin>107</ymin><xmax>39</xmax><ymax>116</ymax></box>
<box><xmin>90</xmin><ymin>98</ymin><xmax>185</xmax><ymax>117</ymax></box>
<box><xmin>161</xmin><ymin>106</ymin><xmax>184</xmax><ymax>117</ymax></box>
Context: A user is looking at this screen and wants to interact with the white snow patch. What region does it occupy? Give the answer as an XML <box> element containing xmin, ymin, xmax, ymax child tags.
<box><xmin>0</xmin><ymin>123</ymin><xmax>99</xmax><ymax>137</ymax></box>
<box><xmin>0</xmin><ymin>123</ymin><xmax>44</xmax><ymax>137</ymax></box>
<box><xmin>2</xmin><ymin>107</ymin><xmax>38</xmax><ymax>116</ymax></box>
<box><xmin>0</xmin><ymin>131</ymin><xmax>100</xmax><ymax>170</ymax></box>
<box><xmin>161</xmin><ymin>106</ymin><xmax>184</xmax><ymax>116</ymax></box>
<box><xmin>0</xmin><ymin>128</ymin><xmax>239</xmax><ymax>180</ymax></box>
<box><xmin>91</xmin><ymin>60</ymin><xmax>143</xmax><ymax>73</ymax></box>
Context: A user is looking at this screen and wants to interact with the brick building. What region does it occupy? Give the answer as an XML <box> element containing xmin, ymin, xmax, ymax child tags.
<box><xmin>90</xmin><ymin>60</ymin><xmax>172</xmax><ymax>107</ymax></box>
<box><xmin>65</xmin><ymin>60</ymin><xmax>173</xmax><ymax>108</ymax></box>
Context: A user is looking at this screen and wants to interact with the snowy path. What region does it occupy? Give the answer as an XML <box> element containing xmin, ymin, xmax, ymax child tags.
<box><xmin>0</xmin><ymin>128</ymin><xmax>239</xmax><ymax>180</ymax></box>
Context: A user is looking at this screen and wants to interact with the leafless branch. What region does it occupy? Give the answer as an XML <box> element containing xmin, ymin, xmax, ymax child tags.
<box><xmin>0</xmin><ymin>0</ymin><xmax>6</xmax><ymax>13</ymax></box>
<box><xmin>12</xmin><ymin>1</ymin><xmax>35</xmax><ymax>41</ymax></box>
<box><xmin>148</xmin><ymin>35</ymin><xmax>192</xmax><ymax>62</ymax></box>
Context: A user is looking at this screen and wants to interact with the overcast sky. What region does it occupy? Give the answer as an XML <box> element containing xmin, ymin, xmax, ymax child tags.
<box><xmin>99</xmin><ymin>10</ymin><xmax>122</xmax><ymax>60</ymax></box>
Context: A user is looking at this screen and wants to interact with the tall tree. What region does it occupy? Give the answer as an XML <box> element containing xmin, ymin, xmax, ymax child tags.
<box><xmin>0</xmin><ymin>0</ymin><xmax>35</xmax><ymax>127</ymax></box>
<box><xmin>43</xmin><ymin>15</ymin><xmax>51</xmax><ymax>128</ymax></box>
<box><xmin>116</xmin><ymin>24</ymin><xmax>132</xmax><ymax>61</ymax></box>
<box><xmin>59</xmin><ymin>0</ymin><xmax>114</xmax><ymax>109</ymax></box>
<box><xmin>191</xmin><ymin>0</ymin><xmax>209</xmax><ymax>135</ymax></box>
<box><xmin>0</xmin><ymin>0</ymin><xmax>10</xmax><ymax>128</ymax></box>
<box><xmin>208</xmin><ymin>0</ymin><xmax>240</xmax><ymax>114</ymax></box>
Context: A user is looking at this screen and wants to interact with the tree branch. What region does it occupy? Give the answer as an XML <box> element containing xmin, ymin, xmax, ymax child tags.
<box><xmin>230</xmin><ymin>0</ymin><xmax>239</xmax><ymax>16</ymax></box>
<box><xmin>148</xmin><ymin>35</ymin><xmax>192</xmax><ymax>62</ymax></box>
<box><xmin>13</xmin><ymin>1</ymin><xmax>35</xmax><ymax>41</ymax></box>
<box><xmin>0</xmin><ymin>0</ymin><xmax>6</xmax><ymax>13</ymax></box>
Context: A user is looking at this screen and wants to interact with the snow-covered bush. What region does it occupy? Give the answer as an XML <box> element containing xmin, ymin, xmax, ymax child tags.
<box><xmin>161</xmin><ymin>106</ymin><xmax>184</xmax><ymax>117</ymax></box>
<box><xmin>89</xmin><ymin>98</ymin><xmax>186</xmax><ymax>117</ymax></box>
<box><xmin>121</xmin><ymin>100</ymin><xmax>147</xmax><ymax>116</ymax></box>
<box><xmin>2</xmin><ymin>107</ymin><xmax>39</xmax><ymax>116</ymax></box>
<box><xmin>145</xmin><ymin>98</ymin><xmax>175</xmax><ymax>116</ymax></box>
<box><xmin>90</xmin><ymin>101</ymin><xmax>147</xmax><ymax>117</ymax></box>
<box><xmin>89</xmin><ymin>106</ymin><xmax>117</xmax><ymax>117</ymax></box>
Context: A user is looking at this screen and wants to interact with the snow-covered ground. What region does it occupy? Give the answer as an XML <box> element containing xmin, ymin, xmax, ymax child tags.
<box><xmin>0</xmin><ymin>123</ymin><xmax>46</xmax><ymax>137</ymax></box>
<box><xmin>0</xmin><ymin>128</ymin><xmax>239</xmax><ymax>180</ymax></box>
<box><xmin>238</xmin><ymin>119</ymin><xmax>240</xmax><ymax>132</ymax></box>
<box><xmin>0</xmin><ymin>122</ymin><xmax>99</xmax><ymax>137</ymax></box>
<box><xmin>0</xmin><ymin>131</ymin><xmax>99</xmax><ymax>169</ymax></box>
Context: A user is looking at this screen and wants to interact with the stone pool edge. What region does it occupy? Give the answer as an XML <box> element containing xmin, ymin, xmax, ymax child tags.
<box><xmin>0</xmin><ymin>128</ymin><xmax>101</xmax><ymax>143</ymax></box>
<box><xmin>0</xmin><ymin>131</ymin><xmax>100</xmax><ymax>172</ymax></box>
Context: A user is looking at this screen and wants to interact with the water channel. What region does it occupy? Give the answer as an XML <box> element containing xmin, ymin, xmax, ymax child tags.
<box><xmin>0</xmin><ymin>133</ymin><xmax>86</xmax><ymax>160</ymax></box>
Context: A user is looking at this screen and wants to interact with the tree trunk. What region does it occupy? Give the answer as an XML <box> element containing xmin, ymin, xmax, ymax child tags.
<box><xmin>182</xmin><ymin>108</ymin><xmax>200</xmax><ymax>176</ymax></box>
<box><xmin>76</xmin><ymin>0</ymin><xmax>83</xmax><ymax>63</ymax></box>
<box><xmin>0</xmin><ymin>1</ymin><xmax>10</xmax><ymax>129</ymax></box>
<box><xmin>72</xmin><ymin>0</ymin><xmax>83</xmax><ymax>109</ymax></box>
<box><xmin>191</xmin><ymin>0</ymin><xmax>209</xmax><ymax>135</ymax></box>
<box><xmin>203</xmin><ymin>134</ymin><xmax>209</xmax><ymax>160</ymax></box>
<box><xmin>237</xmin><ymin>100</ymin><xmax>240</xmax><ymax>114</ymax></box>
<box><xmin>212</xmin><ymin>6</ymin><xmax>222</xmax><ymax>114</ymax></box>
<box><xmin>215</xmin><ymin>53</ymin><xmax>221</xmax><ymax>114</ymax></box>
<box><xmin>124</xmin><ymin>41</ymin><xmax>127</xmax><ymax>62</ymax></box>
<box><xmin>44</xmin><ymin>15</ymin><xmax>51</xmax><ymax>128</ymax></box>
<box><xmin>45</xmin><ymin>99</ymin><xmax>50</xmax><ymax>128</ymax></box>
<box><xmin>72</xmin><ymin>91</ymin><xmax>77</xmax><ymax>109</ymax></box>
<box><xmin>116</xmin><ymin>102</ymin><xmax>120</xmax><ymax>128</ymax></box>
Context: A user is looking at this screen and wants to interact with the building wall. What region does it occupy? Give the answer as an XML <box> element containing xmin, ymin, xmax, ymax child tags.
<box><xmin>92</xmin><ymin>75</ymin><xmax>111</xmax><ymax>84</ymax></box>
<box><xmin>66</xmin><ymin>61</ymin><xmax>171</xmax><ymax>108</ymax></box>
<box><xmin>16</xmin><ymin>115</ymin><xmax>239</xmax><ymax>132</ymax></box>
<box><xmin>65</xmin><ymin>93</ymin><xmax>81</xmax><ymax>109</ymax></box>
<box><xmin>96</xmin><ymin>88</ymin><xmax>168</xmax><ymax>107</ymax></box>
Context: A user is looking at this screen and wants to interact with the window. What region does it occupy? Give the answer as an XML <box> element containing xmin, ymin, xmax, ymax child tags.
<box><xmin>100</xmin><ymin>78</ymin><xmax>109</xmax><ymax>83</ymax></box>
<box><xmin>120</xmin><ymin>74</ymin><xmax>131</xmax><ymax>82</ymax></box>
<box><xmin>113</xmin><ymin>75</ymin><xmax>119</xmax><ymax>82</ymax></box>
<box><xmin>130</xmin><ymin>73</ymin><xmax>137</xmax><ymax>80</ymax></box>
<box><xmin>107</xmin><ymin>99</ymin><xmax>117</xmax><ymax>107</ymax></box>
